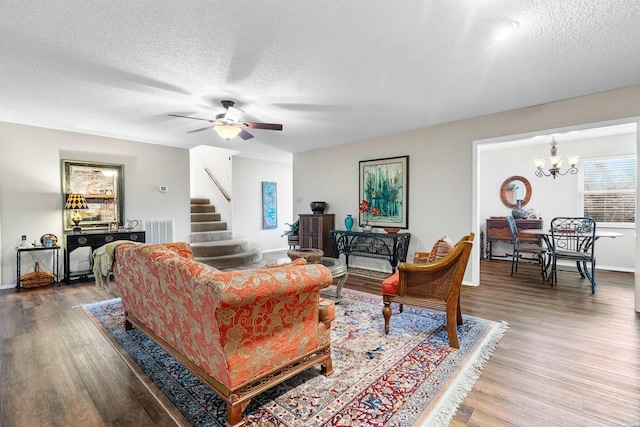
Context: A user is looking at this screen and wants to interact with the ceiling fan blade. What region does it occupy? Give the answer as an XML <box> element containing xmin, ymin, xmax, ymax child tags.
<box><xmin>245</xmin><ymin>122</ymin><xmax>283</xmax><ymax>131</ymax></box>
<box><xmin>187</xmin><ymin>125</ymin><xmax>215</xmax><ymax>133</ymax></box>
<box><xmin>168</xmin><ymin>114</ymin><xmax>212</xmax><ymax>122</ymax></box>
<box><xmin>225</xmin><ymin>106</ymin><xmax>245</xmax><ymax>123</ymax></box>
<box><xmin>238</xmin><ymin>129</ymin><xmax>254</xmax><ymax>140</ymax></box>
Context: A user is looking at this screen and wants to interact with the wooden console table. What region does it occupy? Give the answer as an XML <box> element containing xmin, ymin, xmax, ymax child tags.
<box><xmin>330</xmin><ymin>230</ymin><xmax>411</xmax><ymax>273</ymax></box>
<box><xmin>64</xmin><ymin>230</ymin><xmax>145</xmax><ymax>283</ymax></box>
<box><xmin>485</xmin><ymin>217</ymin><xmax>542</xmax><ymax>259</ymax></box>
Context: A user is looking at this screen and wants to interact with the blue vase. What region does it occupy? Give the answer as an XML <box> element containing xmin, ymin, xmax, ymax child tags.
<box><xmin>344</xmin><ymin>214</ymin><xmax>354</xmax><ymax>231</ymax></box>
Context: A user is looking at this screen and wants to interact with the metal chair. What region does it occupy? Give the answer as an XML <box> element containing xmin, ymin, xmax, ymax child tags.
<box><xmin>549</xmin><ymin>217</ymin><xmax>597</xmax><ymax>293</ymax></box>
<box><xmin>506</xmin><ymin>215</ymin><xmax>546</xmax><ymax>279</ymax></box>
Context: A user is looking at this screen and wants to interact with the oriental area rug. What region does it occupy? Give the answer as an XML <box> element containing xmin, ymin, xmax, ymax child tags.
<box><xmin>82</xmin><ymin>288</ymin><xmax>507</xmax><ymax>427</ymax></box>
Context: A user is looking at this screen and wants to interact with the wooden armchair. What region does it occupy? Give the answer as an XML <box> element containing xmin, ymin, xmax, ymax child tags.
<box><xmin>382</xmin><ymin>233</ymin><xmax>474</xmax><ymax>348</ymax></box>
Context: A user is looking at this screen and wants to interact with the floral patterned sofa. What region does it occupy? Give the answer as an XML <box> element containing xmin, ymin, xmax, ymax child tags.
<box><xmin>112</xmin><ymin>242</ymin><xmax>335</xmax><ymax>426</ymax></box>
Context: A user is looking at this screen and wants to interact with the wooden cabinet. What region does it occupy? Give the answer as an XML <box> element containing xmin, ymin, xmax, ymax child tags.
<box><xmin>485</xmin><ymin>218</ymin><xmax>543</xmax><ymax>259</ymax></box>
<box><xmin>299</xmin><ymin>214</ymin><xmax>335</xmax><ymax>258</ymax></box>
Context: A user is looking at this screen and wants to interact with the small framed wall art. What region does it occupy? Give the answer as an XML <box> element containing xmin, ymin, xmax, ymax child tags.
<box><xmin>262</xmin><ymin>181</ymin><xmax>277</xmax><ymax>229</ymax></box>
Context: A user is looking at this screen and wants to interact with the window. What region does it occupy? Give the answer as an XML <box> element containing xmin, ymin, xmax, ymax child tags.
<box><xmin>578</xmin><ymin>155</ymin><xmax>636</xmax><ymax>225</ymax></box>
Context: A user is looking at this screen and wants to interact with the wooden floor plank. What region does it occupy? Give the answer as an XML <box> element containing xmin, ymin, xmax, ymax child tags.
<box><xmin>1</xmin><ymin>253</ymin><xmax>638</xmax><ymax>426</ymax></box>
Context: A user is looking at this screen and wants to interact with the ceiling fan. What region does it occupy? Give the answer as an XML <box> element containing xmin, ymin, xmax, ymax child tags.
<box><xmin>169</xmin><ymin>100</ymin><xmax>283</xmax><ymax>141</ymax></box>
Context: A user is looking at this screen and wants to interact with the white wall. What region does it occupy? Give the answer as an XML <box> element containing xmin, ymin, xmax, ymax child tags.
<box><xmin>232</xmin><ymin>156</ymin><xmax>293</xmax><ymax>252</ymax></box>
<box><xmin>480</xmin><ymin>133</ymin><xmax>636</xmax><ymax>270</ymax></box>
<box><xmin>294</xmin><ymin>133</ymin><xmax>469</xmax><ymax>274</ymax></box>
<box><xmin>294</xmin><ymin>85</ymin><xmax>640</xmax><ymax>299</ymax></box>
<box><xmin>0</xmin><ymin>122</ymin><xmax>191</xmax><ymax>288</ymax></box>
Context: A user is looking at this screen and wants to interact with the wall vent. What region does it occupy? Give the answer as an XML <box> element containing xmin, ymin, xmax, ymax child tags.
<box><xmin>142</xmin><ymin>219</ymin><xmax>174</xmax><ymax>244</ymax></box>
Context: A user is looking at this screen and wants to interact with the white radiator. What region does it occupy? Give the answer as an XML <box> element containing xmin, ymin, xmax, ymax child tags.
<box><xmin>143</xmin><ymin>219</ymin><xmax>174</xmax><ymax>244</ymax></box>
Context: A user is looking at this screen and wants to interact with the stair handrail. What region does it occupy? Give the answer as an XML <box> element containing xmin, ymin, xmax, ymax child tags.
<box><xmin>204</xmin><ymin>167</ymin><xmax>231</xmax><ymax>202</ymax></box>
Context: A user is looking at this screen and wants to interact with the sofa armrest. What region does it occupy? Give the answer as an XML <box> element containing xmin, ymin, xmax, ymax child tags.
<box><xmin>204</xmin><ymin>264</ymin><xmax>332</xmax><ymax>307</ymax></box>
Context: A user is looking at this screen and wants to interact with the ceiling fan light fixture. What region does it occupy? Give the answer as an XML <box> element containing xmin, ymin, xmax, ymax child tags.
<box><xmin>214</xmin><ymin>124</ymin><xmax>241</xmax><ymax>140</ymax></box>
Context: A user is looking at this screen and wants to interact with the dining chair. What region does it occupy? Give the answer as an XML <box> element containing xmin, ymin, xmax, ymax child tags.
<box><xmin>549</xmin><ymin>217</ymin><xmax>597</xmax><ymax>293</ymax></box>
<box><xmin>506</xmin><ymin>216</ymin><xmax>546</xmax><ymax>279</ymax></box>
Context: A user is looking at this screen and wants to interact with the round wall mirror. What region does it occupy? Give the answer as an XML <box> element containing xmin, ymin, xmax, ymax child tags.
<box><xmin>500</xmin><ymin>176</ymin><xmax>532</xmax><ymax>208</ymax></box>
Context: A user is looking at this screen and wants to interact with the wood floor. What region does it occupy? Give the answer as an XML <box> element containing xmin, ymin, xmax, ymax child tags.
<box><xmin>1</xmin><ymin>254</ymin><xmax>638</xmax><ymax>426</ymax></box>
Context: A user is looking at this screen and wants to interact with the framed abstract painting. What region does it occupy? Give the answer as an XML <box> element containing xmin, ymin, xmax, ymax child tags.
<box><xmin>359</xmin><ymin>155</ymin><xmax>409</xmax><ymax>229</ymax></box>
<box><xmin>262</xmin><ymin>181</ymin><xmax>277</xmax><ymax>229</ymax></box>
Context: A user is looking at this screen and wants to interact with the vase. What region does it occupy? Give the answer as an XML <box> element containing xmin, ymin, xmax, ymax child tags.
<box><xmin>512</xmin><ymin>199</ymin><xmax>527</xmax><ymax>219</ymax></box>
<box><xmin>309</xmin><ymin>201</ymin><xmax>327</xmax><ymax>214</ymax></box>
<box><xmin>363</xmin><ymin>224</ymin><xmax>373</xmax><ymax>232</ymax></box>
<box><xmin>344</xmin><ymin>214</ymin><xmax>354</xmax><ymax>231</ymax></box>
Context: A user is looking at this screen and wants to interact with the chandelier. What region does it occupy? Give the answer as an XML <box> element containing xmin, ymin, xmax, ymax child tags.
<box><xmin>534</xmin><ymin>137</ymin><xmax>578</xmax><ymax>179</ymax></box>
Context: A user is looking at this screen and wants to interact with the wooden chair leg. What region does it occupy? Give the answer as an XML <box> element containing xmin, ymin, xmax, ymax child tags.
<box><xmin>446</xmin><ymin>305</ymin><xmax>460</xmax><ymax>349</ymax></box>
<box><xmin>227</xmin><ymin>399</ymin><xmax>250</xmax><ymax>427</ymax></box>
<box><xmin>124</xmin><ymin>311</ymin><xmax>133</xmax><ymax>331</ymax></box>
<box><xmin>321</xmin><ymin>355</ymin><xmax>334</xmax><ymax>376</ymax></box>
<box><xmin>382</xmin><ymin>297</ymin><xmax>392</xmax><ymax>335</ymax></box>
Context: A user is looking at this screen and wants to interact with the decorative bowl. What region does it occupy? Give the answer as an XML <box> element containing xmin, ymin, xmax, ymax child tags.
<box><xmin>309</xmin><ymin>201</ymin><xmax>328</xmax><ymax>214</ymax></box>
<box><xmin>383</xmin><ymin>227</ymin><xmax>401</xmax><ymax>234</ymax></box>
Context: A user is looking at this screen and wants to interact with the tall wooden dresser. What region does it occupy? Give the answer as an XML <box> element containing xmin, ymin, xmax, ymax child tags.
<box><xmin>299</xmin><ymin>214</ymin><xmax>335</xmax><ymax>258</ymax></box>
<box><xmin>485</xmin><ymin>217</ymin><xmax>543</xmax><ymax>259</ymax></box>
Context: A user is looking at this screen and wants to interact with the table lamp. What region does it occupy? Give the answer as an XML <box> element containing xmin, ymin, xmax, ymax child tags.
<box><xmin>65</xmin><ymin>193</ymin><xmax>89</xmax><ymax>233</ymax></box>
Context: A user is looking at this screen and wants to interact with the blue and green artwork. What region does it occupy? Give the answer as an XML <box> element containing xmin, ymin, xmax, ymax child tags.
<box><xmin>262</xmin><ymin>181</ymin><xmax>277</xmax><ymax>229</ymax></box>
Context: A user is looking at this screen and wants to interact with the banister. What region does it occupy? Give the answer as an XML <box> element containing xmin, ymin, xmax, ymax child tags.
<box><xmin>204</xmin><ymin>167</ymin><xmax>231</xmax><ymax>202</ymax></box>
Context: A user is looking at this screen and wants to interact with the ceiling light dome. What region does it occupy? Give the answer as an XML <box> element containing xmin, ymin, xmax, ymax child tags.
<box><xmin>493</xmin><ymin>19</ymin><xmax>519</xmax><ymax>41</ymax></box>
<box><xmin>214</xmin><ymin>124</ymin><xmax>241</xmax><ymax>140</ymax></box>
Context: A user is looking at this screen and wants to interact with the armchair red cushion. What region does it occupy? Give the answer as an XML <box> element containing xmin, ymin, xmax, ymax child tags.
<box><xmin>382</xmin><ymin>272</ymin><xmax>400</xmax><ymax>295</ymax></box>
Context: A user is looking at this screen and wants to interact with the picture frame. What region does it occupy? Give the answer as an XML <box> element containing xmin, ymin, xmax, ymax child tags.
<box><xmin>108</xmin><ymin>222</ymin><xmax>119</xmax><ymax>232</ymax></box>
<box><xmin>262</xmin><ymin>181</ymin><xmax>278</xmax><ymax>229</ymax></box>
<box><xmin>61</xmin><ymin>159</ymin><xmax>124</xmax><ymax>231</ymax></box>
<box><xmin>359</xmin><ymin>155</ymin><xmax>409</xmax><ymax>229</ymax></box>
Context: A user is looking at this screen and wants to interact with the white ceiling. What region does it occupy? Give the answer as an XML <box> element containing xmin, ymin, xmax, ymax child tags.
<box><xmin>2</xmin><ymin>1</ymin><xmax>640</xmax><ymax>161</ymax></box>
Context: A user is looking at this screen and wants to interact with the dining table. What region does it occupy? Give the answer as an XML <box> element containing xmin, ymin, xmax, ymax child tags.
<box><xmin>521</xmin><ymin>228</ymin><xmax>623</xmax><ymax>282</ymax></box>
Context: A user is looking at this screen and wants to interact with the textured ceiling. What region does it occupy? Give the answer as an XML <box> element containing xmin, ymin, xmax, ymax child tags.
<box><xmin>2</xmin><ymin>1</ymin><xmax>640</xmax><ymax>161</ymax></box>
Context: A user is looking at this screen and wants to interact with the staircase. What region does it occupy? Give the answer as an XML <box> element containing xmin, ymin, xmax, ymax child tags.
<box><xmin>190</xmin><ymin>198</ymin><xmax>262</xmax><ymax>269</ymax></box>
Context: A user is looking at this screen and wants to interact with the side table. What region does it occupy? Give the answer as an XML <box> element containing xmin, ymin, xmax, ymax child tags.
<box><xmin>16</xmin><ymin>245</ymin><xmax>60</xmax><ymax>292</ymax></box>
<box><xmin>287</xmin><ymin>248</ymin><xmax>324</xmax><ymax>263</ymax></box>
<box><xmin>317</xmin><ymin>257</ymin><xmax>348</xmax><ymax>303</ymax></box>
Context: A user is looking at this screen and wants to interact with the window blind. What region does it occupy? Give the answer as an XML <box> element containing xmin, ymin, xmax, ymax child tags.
<box><xmin>578</xmin><ymin>156</ymin><xmax>636</xmax><ymax>224</ymax></box>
